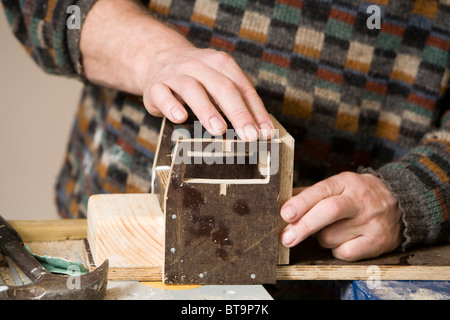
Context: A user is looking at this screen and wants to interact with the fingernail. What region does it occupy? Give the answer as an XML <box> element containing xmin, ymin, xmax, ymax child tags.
<box><xmin>281</xmin><ymin>206</ymin><xmax>296</xmax><ymax>221</ymax></box>
<box><xmin>171</xmin><ymin>107</ymin><xmax>186</xmax><ymax>121</ymax></box>
<box><xmin>281</xmin><ymin>229</ymin><xmax>296</xmax><ymax>246</ymax></box>
<box><xmin>244</xmin><ymin>124</ymin><xmax>258</xmax><ymax>141</ymax></box>
<box><xmin>260</xmin><ymin>122</ymin><xmax>275</xmax><ymax>139</ymax></box>
<box><xmin>209</xmin><ymin>116</ymin><xmax>226</xmax><ymax>134</ymax></box>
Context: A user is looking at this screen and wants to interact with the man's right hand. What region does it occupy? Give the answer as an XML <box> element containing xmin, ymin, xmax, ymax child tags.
<box><xmin>80</xmin><ymin>0</ymin><xmax>274</xmax><ymax>141</ymax></box>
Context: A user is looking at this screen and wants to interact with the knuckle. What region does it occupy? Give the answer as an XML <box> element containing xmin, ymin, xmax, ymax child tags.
<box><xmin>315</xmin><ymin>182</ymin><xmax>334</xmax><ymax>199</ymax></box>
<box><xmin>327</xmin><ymin>197</ymin><xmax>345</xmax><ymax>217</ymax></box>
<box><xmin>202</xmin><ymin>48</ymin><xmax>220</xmax><ymax>57</ymax></box>
<box><xmin>182</xmin><ymin>58</ymin><xmax>203</xmax><ymax>73</ymax></box>
<box><xmin>146</xmin><ymin>82</ymin><xmax>176</xmax><ymax>110</ymax></box>
<box><xmin>147</xmin><ymin>82</ymin><xmax>163</xmax><ymax>97</ymax></box>
<box><xmin>145</xmin><ymin>104</ymin><xmax>162</xmax><ymax>117</ymax></box>
<box><xmin>380</xmin><ymin>191</ymin><xmax>398</xmax><ymax>212</ymax></box>
<box><xmin>241</xmin><ymin>85</ymin><xmax>259</xmax><ymax>101</ymax></box>
<box><xmin>216</xmin><ymin>78</ymin><xmax>237</xmax><ymax>96</ymax></box>
<box><xmin>339</xmin><ymin>171</ymin><xmax>356</xmax><ymax>180</ymax></box>
<box><xmin>339</xmin><ymin>171</ymin><xmax>361</xmax><ymax>186</ymax></box>
<box><xmin>213</xmin><ymin>50</ymin><xmax>235</xmax><ymax>66</ymax></box>
<box><xmin>367</xmin><ymin>234</ymin><xmax>389</xmax><ymax>257</ymax></box>
<box><xmin>180</xmin><ymin>77</ymin><xmax>200</xmax><ymax>96</ymax></box>
<box><xmin>317</xmin><ymin>230</ymin><xmax>334</xmax><ymax>248</ymax></box>
<box><xmin>371</xmin><ymin>226</ymin><xmax>389</xmax><ymax>248</ymax></box>
<box><xmin>298</xmin><ymin>218</ymin><xmax>313</xmax><ymax>236</ymax></box>
<box><xmin>228</xmin><ymin>108</ymin><xmax>252</xmax><ymax>123</ymax></box>
<box><xmin>334</xmin><ymin>244</ymin><xmax>357</xmax><ymax>261</ymax></box>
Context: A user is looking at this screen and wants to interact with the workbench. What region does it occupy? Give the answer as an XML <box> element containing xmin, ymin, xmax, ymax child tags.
<box><xmin>1</xmin><ymin>219</ymin><xmax>449</xmax><ymax>300</ymax></box>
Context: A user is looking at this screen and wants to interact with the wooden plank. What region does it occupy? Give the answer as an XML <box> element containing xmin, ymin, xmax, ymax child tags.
<box><xmin>87</xmin><ymin>264</ymin><xmax>450</xmax><ymax>281</ymax></box>
<box><xmin>270</xmin><ymin>115</ymin><xmax>294</xmax><ymax>265</ymax></box>
<box><xmin>101</xmin><ymin>240</ymin><xmax>450</xmax><ymax>281</ymax></box>
<box><xmin>279</xmin><ymin>236</ymin><xmax>450</xmax><ymax>280</ymax></box>
<box><xmin>8</xmin><ymin>219</ymin><xmax>87</xmax><ymax>242</ymax></box>
<box><xmin>276</xmin><ymin>265</ymin><xmax>450</xmax><ymax>281</ymax></box>
<box><xmin>5</xmin><ymin>218</ymin><xmax>450</xmax><ymax>282</ymax></box>
<box><xmin>107</xmin><ymin>267</ymin><xmax>162</xmax><ymax>281</ymax></box>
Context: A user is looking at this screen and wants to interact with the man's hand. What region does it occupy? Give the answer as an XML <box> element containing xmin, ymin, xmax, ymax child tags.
<box><xmin>80</xmin><ymin>0</ymin><xmax>274</xmax><ymax>141</ymax></box>
<box><xmin>142</xmin><ymin>46</ymin><xmax>274</xmax><ymax>140</ymax></box>
<box><xmin>280</xmin><ymin>172</ymin><xmax>404</xmax><ymax>261</ymax></box>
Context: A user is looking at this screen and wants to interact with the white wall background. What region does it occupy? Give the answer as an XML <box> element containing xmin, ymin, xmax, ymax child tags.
<box><xmin>0</xmin><ymin>10</ymin><xmax>83</xmax><ymax>220</ymax></box>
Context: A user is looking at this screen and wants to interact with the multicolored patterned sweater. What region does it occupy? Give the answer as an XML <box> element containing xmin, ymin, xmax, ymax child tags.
<box><xmin>2</xmin><ymin>0</ymin><xmax>449</xmax><ymax>252</ymax></box>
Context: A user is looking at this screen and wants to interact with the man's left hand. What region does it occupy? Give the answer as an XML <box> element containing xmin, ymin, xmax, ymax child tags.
<box><xmin>280</xmin><ymin>172</ymin><xmax>404</xmax><ymax>261</ymax></box>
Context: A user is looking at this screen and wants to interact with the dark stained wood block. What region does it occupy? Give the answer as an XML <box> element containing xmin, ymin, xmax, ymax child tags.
<box><xmin>163</xmin><ymin>139</ymin><xmax>282</xmax><ymax>284</ymax></box>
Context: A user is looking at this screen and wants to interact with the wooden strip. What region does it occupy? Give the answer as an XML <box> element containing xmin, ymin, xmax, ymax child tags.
<box><xmin>96</xmin><ymin>265</ymin><xmax>450</xmax><ymax>281</ymax></box>
<box><xmin>270</xmin><ymin>115</ymin><xmax>294</xmax><ymax>265</ymax></box>
<box><xmin>9</xmin><ymin>219</ymin><xmax>87</xmax><ymax>242</ymax></box>
<box><xmin>6</xmin><ymin>220</ymin><xmax>450</xmax><ymax>282</ymax></box>
<box><xmin>276</xmin><ymin>265</ymin><xmax>450</xmax><ymax>281</ymax></box>
<box><xmin>108</xmin><ymin>267</ymin><xmax>162</xmax><ymax>281</ymax></box>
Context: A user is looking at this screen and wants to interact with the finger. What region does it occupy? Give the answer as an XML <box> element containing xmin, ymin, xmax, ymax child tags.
<box><xmin>240</xmin><ymin>86</ymin><xmax>275</xmax><ymax>139</ymax></box>
<box><xmin>317</xmin><ymin>219</ymin><xmax>360</xmax><ymax>249</ymax></box>
<box><xmin>144</xmin><ymin>103</ymin><xmax>164</xmax><ymax>117</ymax></box>
<box><xmin>144</xmin><ymin>82</ymin><xmax>187</xmax><ymax>122</ymax></box>
<box><xmin>281</xmin><ymin>178</ymin><xmax>345</xmax><ymax>223</ymax></box>
<box><xmin>187</xmin><ymin>65</ymin><xmax>261</xmax><ymax>141</ymax></box>
<box><xmin>332</xmin><ymin>236</ymin><xmax>380</xmax><ymax>261</ymax></box>
<box><xmin>281</xmin><ymin>194</ymin><xmax>357</xmax><ymax>248</ymax></box>
<box><xmin>238</xmin><ymin>88</ymin><xmax>275</xmax><ymax>140</ymax></box>
<box><xmin>204</xmin><ymin>53</ymin><xmax>275</xmax><ymax>139</ymax></box>
<box><xmin>166</xmin><ymin>75</ymin><xmax>228</xmax><ymax>136</ymax></box>
<box><xmin>292</xmin><ymin>187</ymin><xmax>307</xmax><ymax>196</ymax></box>
<box><xmin>215</xmin><ymin>59</ymin><xmax>275</xmax><ymax>139</ymax></box>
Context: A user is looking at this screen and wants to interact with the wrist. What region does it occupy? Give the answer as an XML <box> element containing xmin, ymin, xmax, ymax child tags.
<box><xmin>80</xmin><ymin>0</ymin><xmax>193</xmax><ymax>95</ymax></box>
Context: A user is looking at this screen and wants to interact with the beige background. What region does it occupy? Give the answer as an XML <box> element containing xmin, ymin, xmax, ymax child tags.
<box><xmin>0</xmin><ymin>11</ymin><xmax>82</xmax><ymax>220</ymax></box>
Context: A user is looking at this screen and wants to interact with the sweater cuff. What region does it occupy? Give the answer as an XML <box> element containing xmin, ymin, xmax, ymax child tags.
<box><xmin>66</xmin><ymin>0</ymin><xmax>98</xmax><ymax>79</ymax></box>
<box><xmin>358</xmin><ymin>164</ymin><xmax>439</xmax><ymax>252</ymax></box>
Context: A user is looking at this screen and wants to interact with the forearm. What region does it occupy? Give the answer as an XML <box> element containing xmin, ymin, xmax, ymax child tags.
<box><xmin>80</xmin><ymin>0</ymin><xmax>274</xmax><ymax>140</ymax></box>
<box><xmin>80</xmin><ymin>0</ymin><xmax>192</xmax><ymax>95</ymax></box>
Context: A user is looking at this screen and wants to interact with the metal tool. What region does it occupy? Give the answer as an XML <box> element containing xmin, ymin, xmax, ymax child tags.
<box><xmin>0</xmin><ymin>215</ymin><xmax>108</xmax><ymax>300</ymax></box>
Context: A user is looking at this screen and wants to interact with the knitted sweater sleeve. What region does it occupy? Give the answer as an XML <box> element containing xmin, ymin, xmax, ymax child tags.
<box><xmin>362</xmin><ymin>100</ymin><xmax>450</xmax><ymax>251</ymax></box>
<box><xmin>1</xmin><ymin>0</ymin><xmax>97</xmax><ymax>78</ymax></box>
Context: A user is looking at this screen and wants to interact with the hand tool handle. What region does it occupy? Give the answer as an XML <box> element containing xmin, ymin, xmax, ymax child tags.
<box><xmin>0</xmin><ymin>215</ymin><xmax>48</xmax><ymax>281</ymax></box>
<box><xmin>0</xmin><ymin>214</ymin><xmax>24</xmax><ymax>250</ymax></box>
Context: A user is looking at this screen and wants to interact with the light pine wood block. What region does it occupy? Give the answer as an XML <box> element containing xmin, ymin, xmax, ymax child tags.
<box><xmin>87</xmin><ymin>194</ymin><xmax>164</xmax><ymax>268</ymax></box>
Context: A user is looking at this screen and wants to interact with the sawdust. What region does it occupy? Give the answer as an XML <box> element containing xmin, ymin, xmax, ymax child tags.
<box><xmin>373</xmin><ymin>285</ymin><xmax>450</xmax><ymax>300</ymax></box>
